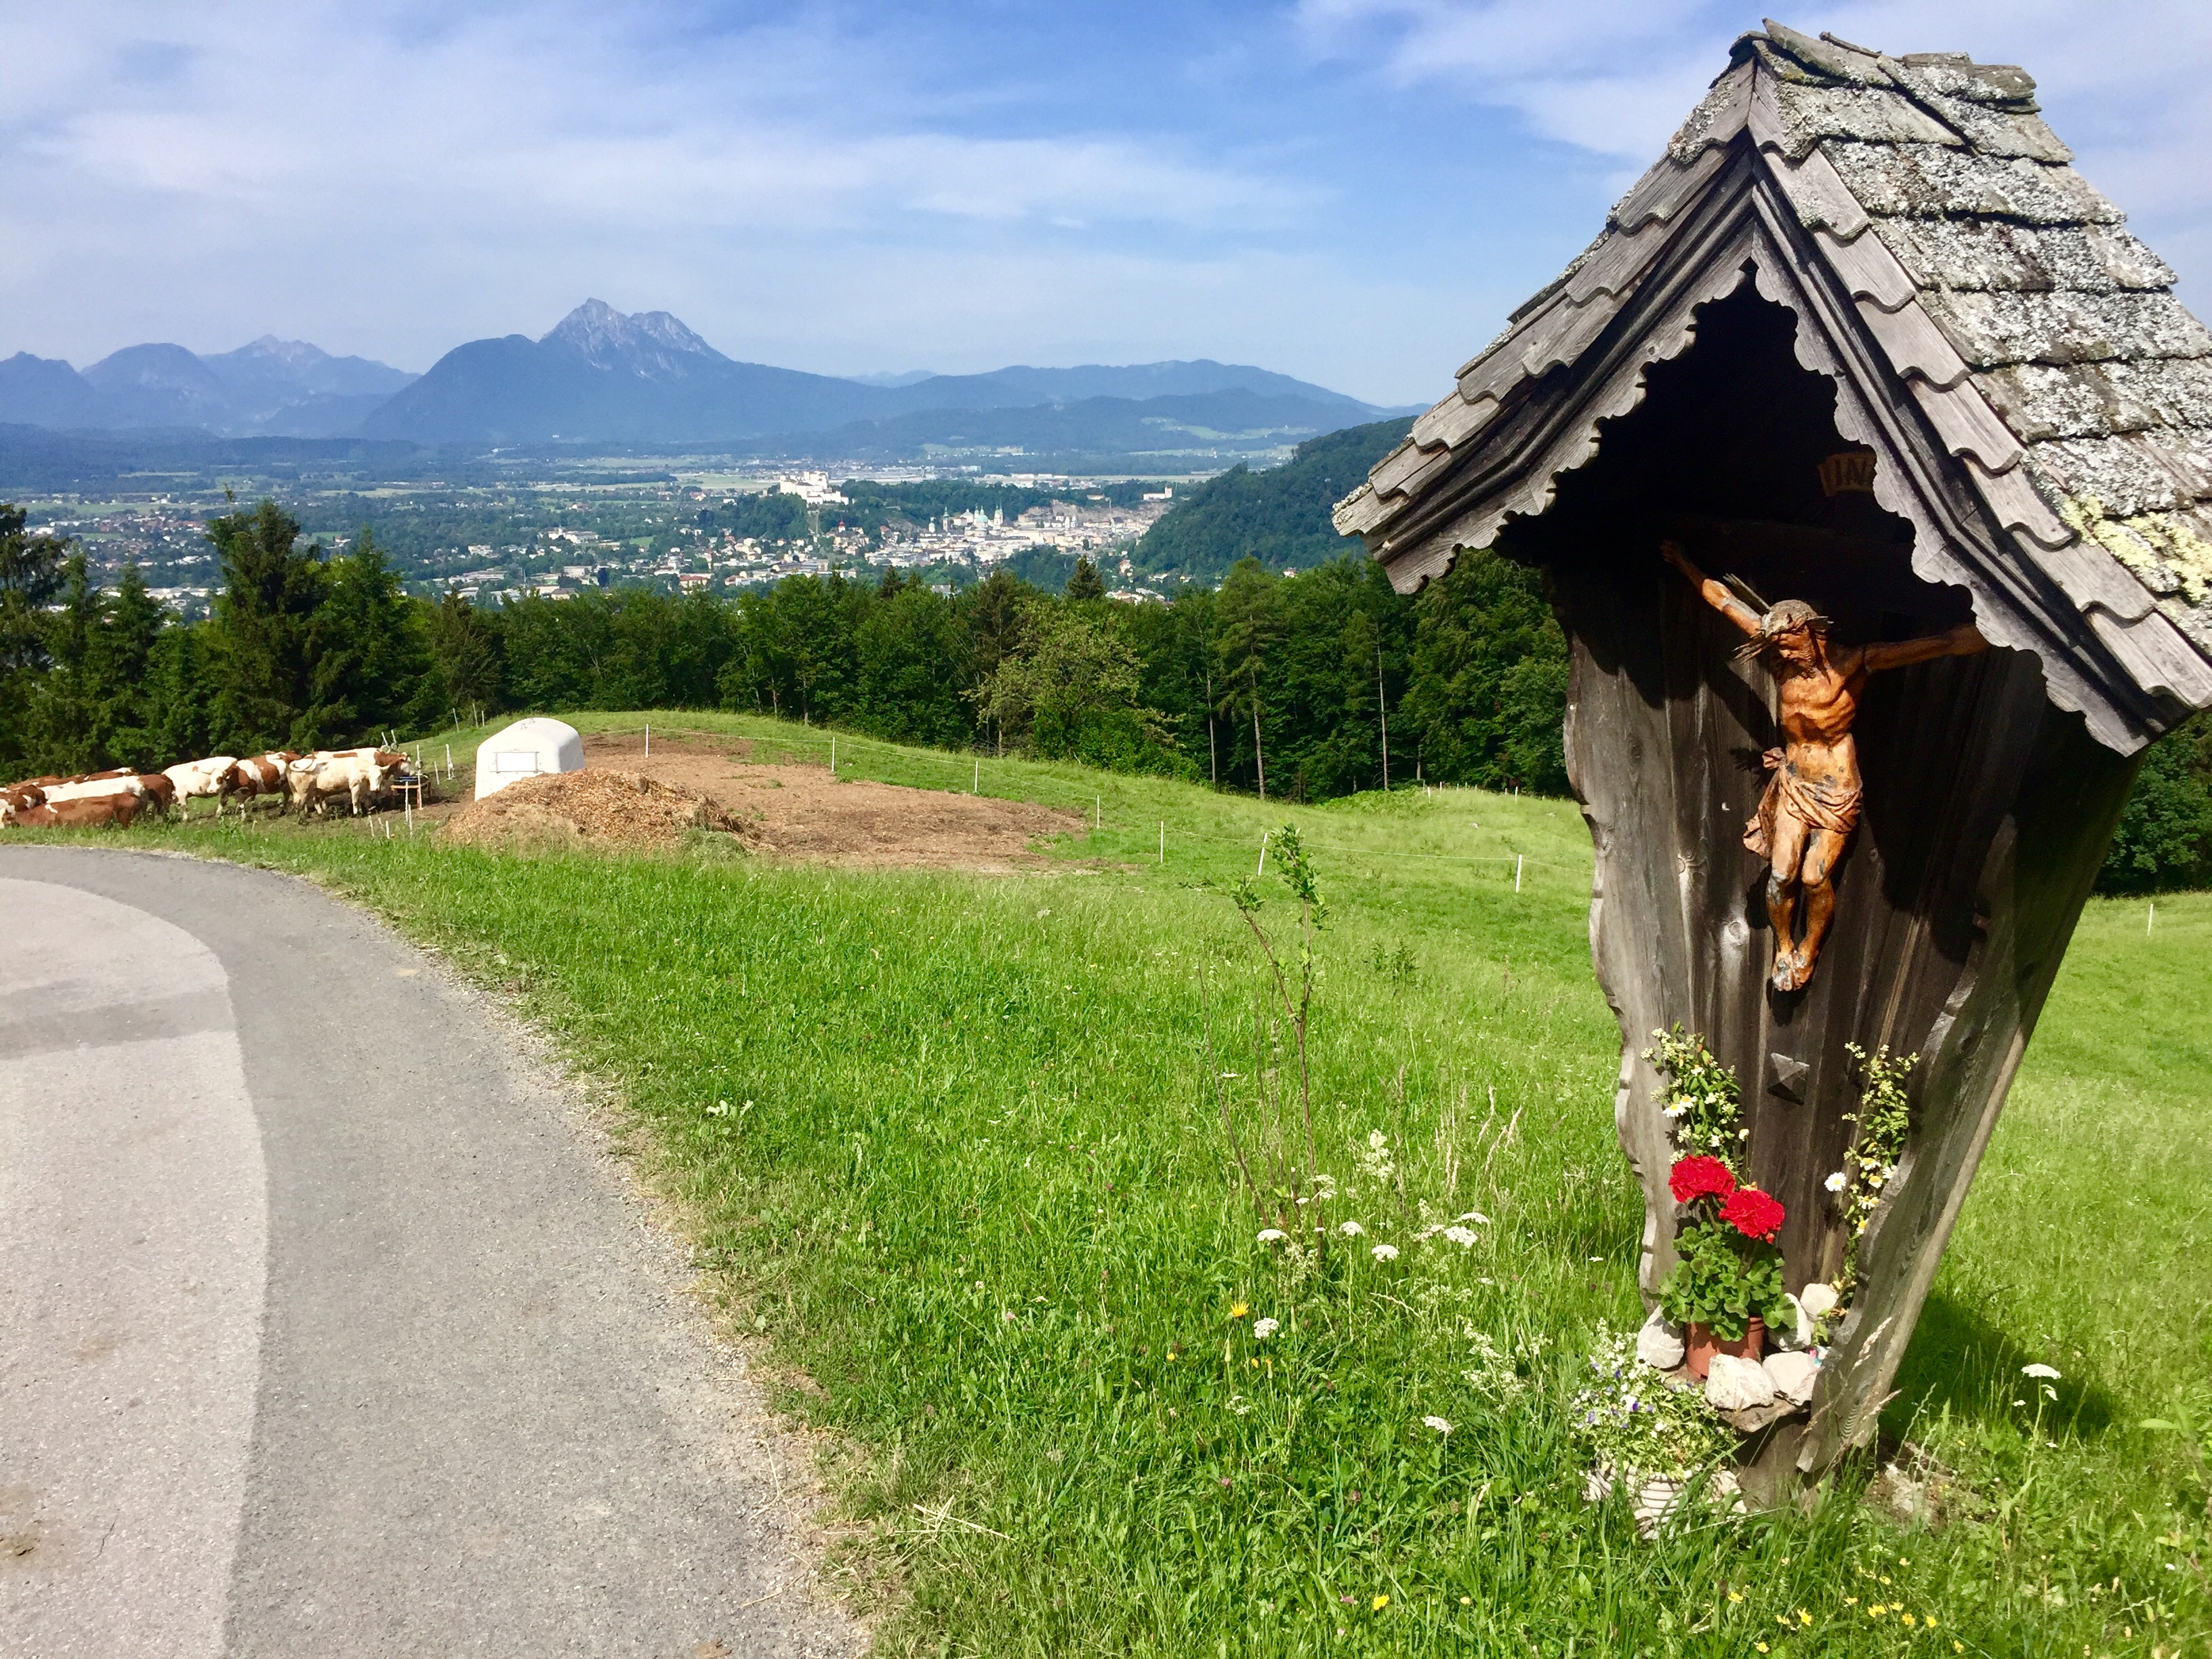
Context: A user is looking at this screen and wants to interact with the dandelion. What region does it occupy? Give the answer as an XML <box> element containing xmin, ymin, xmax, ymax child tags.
<box><xmin>1372</xmin><ymin>1244</ymin><xmax>1399</xmax><ymax>1263</ymax></box>
<box><xmin>1441</xmin><ymin>1226</ymin><xmax>1479</xmax><ymax>1248</ymax></box>
<box><xmin>1424</xmin><ymin>1415</ymin><xmax>1452</xmax><ymax>1435</ymax></box>
<box><xmin>1257</xmin><ymin>1228</ymin><xmax>1287</xmax><ymax>1244</ymax></box>
<box><xmin>1229</xmin><ymin>1303</ymin><xmax>1248</xmax><ymax>1319</ymax></box>
<box><xmin>1372</xmin><ymin>1595</ymin><xmax>1389</xmax><ymax>1612</ymax></box>
<box><xmin>1824</xmin><ymin>1170</ymin><xmax>1847</xmax><ymax>1192</ymax></box>
<box><xmin>1339</xmin><ymin>1221</ymin><xmax>1366</xmax><ymax>1237</ymax></box>
<box><xmin>1254</xmin><ymin>1317</ymin><xmax>1280</xmax><ymax>1339</ymax></box>
<box><xmin>2022</xmin><ymin>1362</ymin><xmax>2061</xmax><ymax>1380</ymax></box>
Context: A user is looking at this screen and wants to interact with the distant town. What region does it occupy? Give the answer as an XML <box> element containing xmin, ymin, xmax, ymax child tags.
<box><xmin>16</xmin><ymin>462</ymin><xmax>1193</xmax><ymax>618</ymax></box>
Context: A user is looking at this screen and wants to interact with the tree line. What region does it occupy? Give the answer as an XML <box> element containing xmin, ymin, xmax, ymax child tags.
<box><xmin>0</xmin><ymin>495</ymin><xmax>1568</xmax><ymax>802</ymax></box>
<box><xmin>1</xmin><ymin>493</ymin><xmax>2204</xmax><ymax>891</ymax></box>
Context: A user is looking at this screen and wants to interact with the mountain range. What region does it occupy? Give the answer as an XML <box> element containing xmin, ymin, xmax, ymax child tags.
<box><xmin>1</xmin><ymin>300</ymin><xmax>1410</xmax><ymax>457</ymax></box>
<box><xmin>0</xmin><ymin>337</ymin><xmax>417</xmax><ymax>438</ymax></box>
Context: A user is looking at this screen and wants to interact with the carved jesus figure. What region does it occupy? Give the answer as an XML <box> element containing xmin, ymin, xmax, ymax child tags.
<box><xmin>1662</xmin><ymin>541</ymin><xmax>1987</xmax><ymax>991</ymax></box>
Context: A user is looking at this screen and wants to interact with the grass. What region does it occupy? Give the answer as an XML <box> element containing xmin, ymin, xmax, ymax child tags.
<box><xmin>34</xmin><ymin>710</ymin><xmax>2212</xmax><ymax>1655</ymax></box>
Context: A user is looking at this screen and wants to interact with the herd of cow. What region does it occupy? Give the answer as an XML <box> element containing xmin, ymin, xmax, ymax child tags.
<box><xmin>0</xmin><ymin>747</ymin><xmax>423</xmax><ymax>830</ymax></box>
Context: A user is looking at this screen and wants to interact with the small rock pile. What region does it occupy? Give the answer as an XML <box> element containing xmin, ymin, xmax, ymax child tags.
<box><xmin>445</xmin><ymin>769</ymin><xmax>749</xmax><ymax>854</ymax></box>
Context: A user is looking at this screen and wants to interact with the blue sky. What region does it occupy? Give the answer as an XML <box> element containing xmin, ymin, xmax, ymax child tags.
<box><xmin>3</xmin><ymin>1</ymin><xmax>2207</xmax><ymax>405</ymax></box>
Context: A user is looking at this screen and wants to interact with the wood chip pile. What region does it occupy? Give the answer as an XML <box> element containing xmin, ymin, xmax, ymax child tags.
<box><xmin>444</xmin><ymin>769</ymin><xmax>747</xmax><ymax>853</ymax></box>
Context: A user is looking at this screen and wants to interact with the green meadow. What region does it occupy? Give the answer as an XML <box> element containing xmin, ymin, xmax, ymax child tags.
<box><xmin>45</xmin><ymin>710</ymin><xmax>2212</xmax><ymax>1656</ymax></box>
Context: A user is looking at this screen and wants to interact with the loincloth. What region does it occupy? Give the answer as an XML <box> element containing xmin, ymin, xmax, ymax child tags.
<box><xmin>1743</xmin><ymin>747</ymin><xmax>1862</xmax><ymax>859</ymax></box>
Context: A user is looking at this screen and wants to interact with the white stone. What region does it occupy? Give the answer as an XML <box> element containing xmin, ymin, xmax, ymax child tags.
<box><xmin>1798</xmin><ymin>1282</ymin><xmax>1840</xmax><ymax>1319</ymax></box>
<box><xmin>1704</xmin><ymin>1353</ymin><xmax>1777</xmax><ymax>1412</ymax></box>
<box><xmin>1636</xmin><ymin>1307</ymin><xmax>1685</xmax><ymax>1370</ymax></box>
<box><xmin>1763</xmin><ymin>1349</ymin><xmax>1819</xmax><ymax>1406</ymax></box>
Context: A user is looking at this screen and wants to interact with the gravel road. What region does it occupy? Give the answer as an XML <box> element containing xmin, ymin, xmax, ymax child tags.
<box><xmin>0</xmin><ymin>846</ymin><xmax>858</xmax><ymax>1658</ymax></box>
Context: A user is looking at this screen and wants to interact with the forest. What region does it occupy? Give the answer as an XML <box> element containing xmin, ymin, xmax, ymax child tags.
<box><xmin>1</xmin><ymin>495</ymin><xmax>2205</xmax><ymax>890</ymax></box>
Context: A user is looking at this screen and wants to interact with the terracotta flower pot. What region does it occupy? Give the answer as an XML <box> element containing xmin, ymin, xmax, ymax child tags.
<box><xmin>1683</xmin><ymin>1317</ymin><xmax>1765</xmax><ymax>1379</ymax></box>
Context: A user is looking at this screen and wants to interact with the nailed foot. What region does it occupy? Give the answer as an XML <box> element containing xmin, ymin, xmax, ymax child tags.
<box><xmin>1771</xmin><ymin>949</ymin><xmax>1810</xmax><ymax>993</ymax></box>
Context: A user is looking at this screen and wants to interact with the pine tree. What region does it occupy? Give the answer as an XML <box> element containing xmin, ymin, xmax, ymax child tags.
<box><xmin>1065</xmin><ymin>556</ymin><xmax>1105</xmax><ymax>602</ymax></box>
<box><xmin>21</xmin><ymin>552</ymin><xmax>104</xmax><ymax>774</ymax></box>
<box><xmin>0</xmin><ymin>503</ymin><xmax>66</xmax><ymax>674</ymax></box>
<box><xmin>411</xmin><ymin>591</ymin><xmax>502</xmax><ymax>729</ymax></box>
<box><xmin>306</xmin><ymin>527</ymin><xmax>429</xmax><ymax>744</ymax></box>
<box><xmin>91</xmin><ymin>562</ymin><xmax>166</xmax><ymax>768</ymax></box>
<box><xmin>208</xmin><ymin>499</ymin><xmax>326</xmax><ymax>752</ymax></box>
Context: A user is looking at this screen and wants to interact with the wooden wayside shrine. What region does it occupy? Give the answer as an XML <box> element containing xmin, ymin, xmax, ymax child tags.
<box><xmin>1337</xmin><ymin>22</ymin><xmax>2212</xmax><ymax>1495</ymax></box>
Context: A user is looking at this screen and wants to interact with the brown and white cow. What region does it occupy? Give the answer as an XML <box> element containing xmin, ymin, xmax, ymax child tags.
<box><xmin>288</xmin><ymin>750</ymin><xmax>392</xmax><ymax>817</ymax></box>
<box><xmin>133</xmin><ymin>773</ymin><xmax>176</xmax><ymax>816</ymax></box>
<box><xmin>5</xmin><ymin>792</ymin><xmax>142</xmax><ymax>829</ymax></box>
<box><xmin>38</xmin><ymin>773</ymin><xmax>151</xmax><ymax>806</ymax></box>
<box><xmin>164</xmin><ymin>756</ymin><xmax>241</xmax><ymax>818</ymax></box>
<box><xmin>0</xmin><ymin>783</ymin><xmax>48</xmax><ymax>824</ymax></box>
<box><xmin>228</xmin><ymin>752</ymin><xmax>300</xmax><ymax>812</ymax></box>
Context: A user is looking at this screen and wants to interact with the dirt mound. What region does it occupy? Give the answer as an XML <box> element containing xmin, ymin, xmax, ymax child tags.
<box><xmin>578</xmin><ymin>731</ymin><xmax>1084</xmax><ymax>872</ymax></box>
<box><xmin>445</xmin><ymin>769</ymin><xmax>744</xmax><ymax>853</ymax></box>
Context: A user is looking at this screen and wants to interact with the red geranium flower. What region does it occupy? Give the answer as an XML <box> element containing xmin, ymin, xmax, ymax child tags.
<box><xmin>1721</xmin><ymin>1186</ymin><xmax>1786</xmax><ymax>1242</ymax></box>
<box><xmin>1668</xmin><ymin>1155</ymin><xmax>1737</xmax><ymax>1205</ymax></box>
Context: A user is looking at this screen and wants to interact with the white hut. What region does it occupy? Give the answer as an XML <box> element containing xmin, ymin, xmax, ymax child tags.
<box><xmin>474</xmin><ymin>718</ymin><xmax>585</xmax><ymax>800</ymax></box>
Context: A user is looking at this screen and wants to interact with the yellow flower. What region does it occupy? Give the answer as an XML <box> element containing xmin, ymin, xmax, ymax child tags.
<box><xmin>1757</xmin><ymin>1645</ymin><xmax>1769</xmax><ymax>1654</ymax></box>
<box><xmin>1843</xmin><ymin>1597</ymin><xmax>1858</xmax><ymax>1606</ymax></box>
<box><xmin>1902</xmin><ymin>1613</ymin><xmax>1917</xmax><ymax>1628</ymax></box>
<box><xmin>1372</xmin><ymin>1595</ymin><xmax>1389</xmax><ymax>1612</ymax></box>
<box><xmin>1868</xmin><ymin>1603</ymin><xmax>1885</xmax><ymax>1618</ymax></box>
<box><xmin>1797</xmin><ymin>1610</ymin><xmax>1812</xmax><ymax>1626</ymax></box>
<box><xmin>1925</xmin><ymin>1614</ymin><xmax>1938</xmax><ymax>1629</ymax></box>
<box><xmin>1458</xmin><ymin>1596</ymin><xmax>1471</xmax><ymax>1606</ymax></box>
<box><xmin>1880</xmin><ymin>1576</ymin><xmax>1892</xmax><ymax>1586</ymax></box>
<box><xmin>1229</xmin><ymin>1303</ymin><xmax>1249</xmax><ymax>1319</ymax></box>
<box><xmin>1727</xmin><ymin>1591</ymin><xmax>1743</xmax><ymax>1603</ymax></box>
<box><xmin>1953</xmin><ymin>1645</ymin><xmax>1964</xmax><ymax>1655</ymax></box>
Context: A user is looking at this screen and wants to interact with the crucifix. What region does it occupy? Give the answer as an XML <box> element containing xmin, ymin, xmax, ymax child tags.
<box><xmin>1661</xmin><ymin>541</ymin><xmax>1986</xmax><ymax>991</ymax></box>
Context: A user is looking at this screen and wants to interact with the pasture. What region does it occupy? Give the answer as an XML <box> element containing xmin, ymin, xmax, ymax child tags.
<box><xmin>33</xmin><ymin>710</ymin><xmax>2212</xmax><ymax>1656</ymax></box>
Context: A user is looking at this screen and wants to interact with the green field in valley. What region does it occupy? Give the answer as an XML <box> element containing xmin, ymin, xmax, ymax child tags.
<box><xmin>28</xmin><ymin>710</ymin><xmax>2212</xmax><ymax>1656</ymax></box>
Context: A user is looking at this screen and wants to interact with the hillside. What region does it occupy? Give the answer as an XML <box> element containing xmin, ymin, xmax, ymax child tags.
<box><xmin>1132</xmin><ymin>414</ymin><xmax>1414</xmax><ymax>579</ymax></box>
<box><xmin>49</xmin><ymin>710</ymin><xmax>2212</xmax><ymax>1656</ymax></box>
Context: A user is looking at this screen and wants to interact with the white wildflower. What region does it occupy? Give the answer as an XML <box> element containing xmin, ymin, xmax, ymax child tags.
<box><xmin>1310</xmin><ymin>1174</ymin><xmax>1338</xmax><ymax>1200</ymax></box>
<box><xmin>1001</xmin><ymin>1310</ymin><xmax>1015</xmax><ymax>1322</ymax></box>
<box><xmin>1338</xmin><ymin>1221</ymin><xmax>1366</xmax><ymax>1237</ymax></box>
<box><xmin>1662</xmin><ymin>1103</ymin><xmax>1687</xmax><ymax>1119</ymax></box>
<box><xmin>2022</xmin><ymin>1363</ymin><xmax>2061</xmax><ymax>1380</ymax></box>
<box><xmin>1257</xmin><ymin>1228</ymin><xmax>1287</xmax><ymax>1244</ymax></box>
<box><xmin>1824</xmin><ymin>1170</ymin><xmax>1847</xmax><ymax>1193</ymax></box>
<box><xmin>1368</xmin><ymin>1129</ymin><xmax>1389</xmax><ymax>1151</ymax></box>
<box><xmin>1423</xmin><ymin>1415</ymin><xmax>1453</xmax><ymax>1435</ymax></box>
<box><xmin>1441</xmin><ymin>1226</ymin><xmax>1479</xmax><ymax>1248</ymax></box>
<box><xmin>1371</xmin><ymin>1244</ymin><xmax>1399</xmax><ymax>1263</ymax></box>
<box><xmin>1253</xmin><ymin>1317</ymin><xmax>1279</xmax><ymax>1339</ymax></box>
<box><xmin>1456</xmin><ymin>1212</ymin><xmax>1490</xmax><ymax>1225</ymax></box>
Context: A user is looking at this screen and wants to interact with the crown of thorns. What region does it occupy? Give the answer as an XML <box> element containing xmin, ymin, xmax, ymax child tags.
<box><xmin>1732</xmin><ymin>598</ymin><xmax>1832</xmax><ymax>659</ymax></box>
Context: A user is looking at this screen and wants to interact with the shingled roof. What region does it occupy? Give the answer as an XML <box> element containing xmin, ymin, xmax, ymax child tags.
<box><xmin>1333</xmin><ymin>20</ymin><xmax>2212</xmax><ymax>752</ymax></box>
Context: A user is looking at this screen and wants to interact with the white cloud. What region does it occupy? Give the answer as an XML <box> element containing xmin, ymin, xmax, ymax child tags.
<box><xmin>1300</xmin><ymin>1</ymin><xmax>2212</xmax><ymax>298</ymax></box>
<box><xmin>0</xmin><ymin>3</ymin><xmax>1317</xmax><ymax>373</ymax></box>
